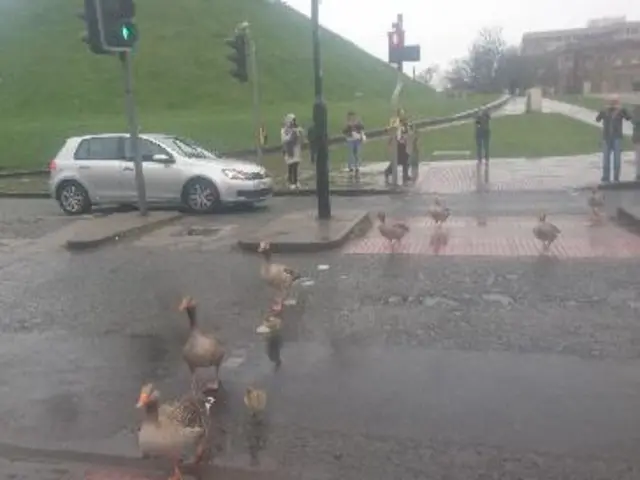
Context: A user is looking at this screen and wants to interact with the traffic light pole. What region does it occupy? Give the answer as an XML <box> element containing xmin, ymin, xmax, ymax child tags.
<box><xmin>248</xmin><ymin>33</ymin><xmax>263</xmax><ymax>165</ymax></box>
<box><xmin>389</xmin><ymin>69</ymin><xmax>403</xmax><ymax>187</ymax></box>
<box><xmin>311</xmin><ymin>0</ymin><xmax>331</xmax><ymax>219</ymax></box>
<box><xmin>119</xmin><ymin>51</ymin><xmax>148</xmax><ymax>216</ymax></box>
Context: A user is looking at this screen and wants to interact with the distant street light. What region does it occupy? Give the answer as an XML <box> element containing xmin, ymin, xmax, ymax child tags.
<box><xmin>311</xmin><ymin>0</ymin><xmax>331</xmax><ymax>219</ymax></box>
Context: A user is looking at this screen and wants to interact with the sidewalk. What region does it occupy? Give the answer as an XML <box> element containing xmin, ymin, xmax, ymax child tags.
<box><xmin>414</xmin><ymin>153</ymin><xmax>638</xmax><ymax>194</ymax></box>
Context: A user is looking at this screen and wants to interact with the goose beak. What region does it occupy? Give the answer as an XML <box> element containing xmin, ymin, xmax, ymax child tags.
<box><xmin>136</xmin><ymin>393</ymin><xmax>149</xmax><ymax>408</ymax></box>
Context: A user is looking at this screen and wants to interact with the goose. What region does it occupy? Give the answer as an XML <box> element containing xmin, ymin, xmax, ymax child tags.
<box><xmin>179</xmin><ymin>296</ymin><xmax>226</xmax><ymax>393</ymax></box>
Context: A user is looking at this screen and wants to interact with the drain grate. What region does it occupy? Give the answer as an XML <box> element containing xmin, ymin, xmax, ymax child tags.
<box><xmin>182</xmin><ymin>226</ymin><xmax>223</xmax><ymax>237</ymax></box>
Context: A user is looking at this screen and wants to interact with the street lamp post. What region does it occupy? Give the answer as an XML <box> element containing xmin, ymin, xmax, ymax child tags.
<box><xmin>311</xmin><ymin>0</ymin><xmax>331</xmax><ymax>219</ymax></box>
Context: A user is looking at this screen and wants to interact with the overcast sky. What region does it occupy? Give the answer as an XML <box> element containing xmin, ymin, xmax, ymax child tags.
<box><xmin>285</xmin><ymin>0</ymin><xmax>638</xmax><ymax>71</ymax></box>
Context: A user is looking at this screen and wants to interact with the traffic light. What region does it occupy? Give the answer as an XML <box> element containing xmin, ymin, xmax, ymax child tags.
<box><xmin>388</xmin><ymin>28</ymin><xmax>405</xmax><ymax>65</ymax></box>
<box><xmin>79</xmin><ymin>0</ymin><xmax>107</xmax><ymax>54</ymax></box>
<box><xmin>79</xmin><ymin>0</ymin><xmax>138</xmax><ymax>54</ymax></box>
<box><xmin>225</xmin><ymin>32</ymin><xmax>248</xmax><ymax>83</ymax></box>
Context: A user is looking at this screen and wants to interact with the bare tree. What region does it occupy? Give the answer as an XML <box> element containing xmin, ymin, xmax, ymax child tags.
<box><xmin>445</xmin><ymin>26</ymin><xmax>541</xmax><ymax>93</ymax></box>
<box><xmin>466</xmin><ymin>27</ymin><xmax>507</xmax><ymax>92</ymax></box>
<box><xmin>444</xmin><ymin>57</ymin><xmax>471</xmax><ymax>91</ymax></box>
<box><xmin>416</xmin><ymin>64</ymin><xmax>440</xmax><ymax>85</ymax></box>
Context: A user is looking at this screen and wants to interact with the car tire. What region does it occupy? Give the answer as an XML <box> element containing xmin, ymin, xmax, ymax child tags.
<box><xmin>57</xmin><ymin>181</ymin><xmax>91</xmax><ymax>215</ymax></box>
<box><xmin>182</xmin><ymin>177</ymin><xmax>220</xmax><ymax>214</ymax></box>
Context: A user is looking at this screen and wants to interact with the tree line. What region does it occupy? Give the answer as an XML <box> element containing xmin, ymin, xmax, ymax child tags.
<box><xmin>418</xmin><ymin>27</ymin><xmax>558</xmax><ymax>94</ymax></box>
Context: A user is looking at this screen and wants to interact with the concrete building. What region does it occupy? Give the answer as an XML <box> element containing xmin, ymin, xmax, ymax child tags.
<box><xmin>521</xmin><ymin>17</ymin><xmax>640</xmax><ymax>94</ymax></box>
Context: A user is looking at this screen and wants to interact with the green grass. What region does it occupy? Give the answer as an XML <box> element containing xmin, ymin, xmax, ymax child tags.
<box><xmin>326</xmin><ymin>112</ymin><xmax>632</xmax><ymax>164</ymax></box>
<box><xmin>0</xmin><ymin>0</ymin><xmax>496</xmax><ymax>170</ymax></box>
<box><xmin>0</xmin><ymin>112</ymin><xmax>623</xmax><ymax>193</ymax></box>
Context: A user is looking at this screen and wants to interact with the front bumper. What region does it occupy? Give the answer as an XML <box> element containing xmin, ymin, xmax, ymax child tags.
<box><xmin>219</xmin><ymin>177</ymin><xmax>274</xmax><ymax>203</ymax></box>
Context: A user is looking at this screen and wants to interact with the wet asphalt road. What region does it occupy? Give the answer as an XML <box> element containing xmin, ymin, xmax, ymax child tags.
<box><xmin>1</xmin><ymin>191</ymin><xmax>640</xmax><ymax>479</ymax></box>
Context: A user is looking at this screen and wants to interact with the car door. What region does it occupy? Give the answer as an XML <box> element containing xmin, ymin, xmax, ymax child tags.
<box><xmin>73</xmin><ymin>136</ymin><xmax>127</xmax><ymax>201</ymax></box>
<box><xmin>122</xmin><ymin>138</ymin><xmax>184</xmax><ymax>202</ymax></box>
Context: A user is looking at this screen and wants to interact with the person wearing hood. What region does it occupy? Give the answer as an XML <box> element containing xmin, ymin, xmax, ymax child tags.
<box><xmin>281</xmin><ymin>113</ymin><xmax>304</xmax><ymax>189</ymax></box>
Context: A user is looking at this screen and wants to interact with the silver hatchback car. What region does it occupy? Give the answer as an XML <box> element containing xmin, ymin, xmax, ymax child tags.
<box><xmin>49</xmin><ymin>133</ymin><xmax>273</xmax><ymax>215</ymax></box>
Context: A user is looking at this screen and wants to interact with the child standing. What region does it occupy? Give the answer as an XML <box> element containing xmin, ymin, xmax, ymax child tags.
<box><xmin>342</xmin><ymin>111</ymin><xmax>365</xmax><ymax>175</ymax></box>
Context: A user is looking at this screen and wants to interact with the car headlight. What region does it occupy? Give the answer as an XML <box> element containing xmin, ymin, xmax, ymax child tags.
<box><xmin>222</xmin><ymin>168</ymin><xmax>252</xmax><ymax>180</ymax></box>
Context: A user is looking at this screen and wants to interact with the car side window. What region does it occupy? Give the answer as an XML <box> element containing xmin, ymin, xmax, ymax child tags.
<box><xmin>124</xmin><ymin>138</ymin><xmax>170</xmax><ymax>160</ymax></box>
<box><xmin>74</xmin><ymin>137</ymin><xmax>124</xmax><ymax>160</ymax></box>
<box><xmin>140</xmin><ymin>139</ymin><xmax>170</xmax><ymax>159</ymax></box>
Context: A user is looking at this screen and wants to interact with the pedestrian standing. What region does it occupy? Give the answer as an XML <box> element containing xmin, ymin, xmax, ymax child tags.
<box><xmin>384</xmin><ymin>108</ymin><xmax>411</xmax><ymax>185</ymax></box>
<box><xmin>281</xmin><ymin>113</ymin><xmax>304</xmax><ymax>189</ymax></box>
<box><xmin>474</xmin><ymin>108</ymin><xmax>491</xmax><ymax>164</ymax></box>
<box><xmin>596</xmin><ymin>96</ymin><xmax>631</xmax><ymax>183</ymax></box>
<box><xmin>631</xmin><ymin>104</ymin><xmax>640</xmax><ymax>181</ymax></box>
<box><xmin>342</xmin><ymin>111</ymin><xmax>366</xmax><ymax>175</ymax></box>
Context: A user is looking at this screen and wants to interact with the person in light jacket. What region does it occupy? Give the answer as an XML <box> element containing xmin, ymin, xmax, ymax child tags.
<box><xmin>281</xmin><ymin>113</ymin><xmax>304</xmax><ymax>189</ymax></box>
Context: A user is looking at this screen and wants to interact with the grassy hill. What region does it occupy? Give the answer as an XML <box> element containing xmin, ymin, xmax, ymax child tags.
<box><xmin>0</xmin><ymin>0</ymin><xmax>495</xmax><ymax>170</ymax></box>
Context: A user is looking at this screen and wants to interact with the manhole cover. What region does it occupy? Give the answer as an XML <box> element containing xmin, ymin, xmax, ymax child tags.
<box><xmin>183</xmin><ymin>226</ymin><xmax>223</xmax><ymax>237</ymax></box>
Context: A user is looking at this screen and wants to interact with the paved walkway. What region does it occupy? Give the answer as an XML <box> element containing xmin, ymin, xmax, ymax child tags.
<box><xmin>543</xmin><ymin>98</ymin><xmax>633</xmax><ymax>136</ymax></box>
<box><xmin>414</xmin><ymin>153</ymin><xmax>637</xmax><ymax>194</ymax></box>
<box><xmin>344</xmin><ymin>215</ymin><xmax>640</xmax><ymax>257</ymax></box>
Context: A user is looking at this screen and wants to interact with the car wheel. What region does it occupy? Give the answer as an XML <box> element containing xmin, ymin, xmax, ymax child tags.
<box><xmin>182</xmin><ymin>178</ymin><xmax>220</xmax><ymax>214</ymax></box>
<box><xmin>57</xmin><ymin>181</ymin><xmax>91</xmax><ymax>215</ymax></box>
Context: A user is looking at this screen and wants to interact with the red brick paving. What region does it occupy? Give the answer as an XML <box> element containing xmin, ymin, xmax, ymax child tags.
<box><xmin>343</xmin><ymin>216</ymin><xmax>640</xmax><ymax>258</ymax></box>
<box><xmin>415</xmin><ymin>154</ymin><xmax>637</xmax><ymax>194</ymax></box>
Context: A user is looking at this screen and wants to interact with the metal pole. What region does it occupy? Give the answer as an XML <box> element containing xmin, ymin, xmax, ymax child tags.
<box><xmin>389</xmin><ymin>69</ymin><xmax>403</xmax><ymax>187</ymax></box>
<box><xmin>248</xmin><ymin>31</ymin><xmax>263</xmax><ymax>164</ymax></box>
<box><xmin>119</xmin><ymin>51</ymin><xmax>147</xmax><ymax>216</ymax></box>
<box><xmin>312</xmin><ymin>0</ymin><xmax>331</xmax><ymax>219</ymax></box>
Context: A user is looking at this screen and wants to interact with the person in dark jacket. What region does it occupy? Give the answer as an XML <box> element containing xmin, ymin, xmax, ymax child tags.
<box><xmin>632</xmin><ymin>105</ymin><xmax>640</xmax><ymax>181</ymax></box>
<box><xmin>474</xmin><ymin>109</ymin><xmax>491</xmax><ymax>164</ymax></box>
<box><xmin>384</xmin><ymin>108</ymin><xmax>412</xmax><ymax>185</ymax></box>
<box><xmin>596</xmin><ymin>96</ymin><xmax>632</xmax><ymax>183</ymax></box>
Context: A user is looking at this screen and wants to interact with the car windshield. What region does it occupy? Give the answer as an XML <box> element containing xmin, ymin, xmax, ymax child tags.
<box><xmin>159</xmin><ymin>136</ymin><xmax>219</xmax><ymax>159</ymax></box>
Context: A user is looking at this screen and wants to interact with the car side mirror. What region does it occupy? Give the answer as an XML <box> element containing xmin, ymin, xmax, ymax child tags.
<box><xmin>152</xmin><ymin>153</ymin><xmax>174</xmax><ymax>163</ymax></box>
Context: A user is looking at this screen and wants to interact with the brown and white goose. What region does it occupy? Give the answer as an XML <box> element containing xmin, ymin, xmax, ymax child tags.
<box><xmin>533</xmin><ymin>212</ymin><xmax>561</xmax><ymax>253</ymax></box>
<box><xmin>179</xmin><ymin>296</ymin><xmax>226</xmax><ymax>393</ymax></box>
<box><xmin>427</xmin><ymin>197</ymin><xmax>451</xmax><ymax>225</ymax></box>
<box><xmin>136</xmin><ymin>383</ymin><xmax>207</xmax><ymax>480</ymax></box>
<box><xmin>377</xmin><ymin>212</ymin><xmax>409</xmax><ymax>251</ymax></box>
<box><xmin>257</xmin><ymin>241</ymin><xmax>301</xmax><ymax>312</ymax></box>
<box><xmin>256</xmin><ymin>314</ymin><xmax>283</xmax><ymax>368</ymax></box>
<box><xmin>244</xmin><ymin>386</ymin><xmax>267</xmax><ymax>417</ymax></box>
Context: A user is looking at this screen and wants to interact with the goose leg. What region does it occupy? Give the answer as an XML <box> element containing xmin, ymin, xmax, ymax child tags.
<box><xmin>214</xmin><ymin>364</ymin><xmax>221</xmax><ymax>388</ymax></box>
<box><xmin>189</xmin><ymin>369</ymin><xmax>198</xmax><ymax>395</ymax></box>
<box><xmin>193</xmin><ymin>438</ymin><xmax>207</xmax><ymax>465</ymax></box>
<box><xmin>168</xmin><ymin>462</ymin><xmax>184</xmax><ymax>480</ymax></box>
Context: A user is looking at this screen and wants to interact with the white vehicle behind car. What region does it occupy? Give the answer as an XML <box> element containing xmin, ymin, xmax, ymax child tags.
<box><xmin>49</xmin><ymin>133</ymin><xmax>273</xmax><ymax>215</ymax></box>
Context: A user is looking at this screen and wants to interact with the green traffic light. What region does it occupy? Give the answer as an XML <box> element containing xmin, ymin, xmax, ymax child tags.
<box><xmin>121</xmin><ymin>24</ymin><xmax>131</xmax><ymax>40</ymax></box>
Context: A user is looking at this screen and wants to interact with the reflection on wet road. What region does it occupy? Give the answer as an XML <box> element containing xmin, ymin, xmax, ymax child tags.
<box><xmin>1</xmin><ymin>192</ymin><xmax>640</xmax><ymax>478</ymax></box>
